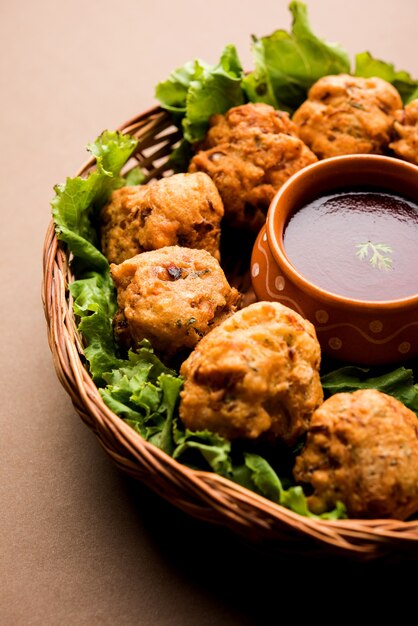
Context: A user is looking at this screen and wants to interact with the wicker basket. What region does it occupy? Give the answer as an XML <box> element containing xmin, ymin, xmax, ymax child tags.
<box><xmin>42</xmin><ymin>106</ymin><xmax>418</xmax><ymax>561</ymax></box>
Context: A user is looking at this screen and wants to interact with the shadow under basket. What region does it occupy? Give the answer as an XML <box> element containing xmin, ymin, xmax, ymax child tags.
<box><xmin>42</xmin><ymin>106</ymin><xmax>418</xmax><ymax>562</ymax></box>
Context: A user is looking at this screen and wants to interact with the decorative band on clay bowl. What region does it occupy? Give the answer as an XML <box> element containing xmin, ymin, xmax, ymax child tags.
<box><xmin>251</xmin><ymin>155</ymin><xmax>418</xmax><ymax>365</ymax></box>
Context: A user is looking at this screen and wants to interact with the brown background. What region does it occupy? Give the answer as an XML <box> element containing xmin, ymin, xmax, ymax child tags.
<box><xmin>2</xmin><ymin>0</ymin><xmax>418</xmax><ymax>623</ymax></box>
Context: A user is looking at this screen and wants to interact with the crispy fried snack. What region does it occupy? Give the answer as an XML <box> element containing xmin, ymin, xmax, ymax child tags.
<box><xmin>101</xmin><ymin>172</ymin><xmax>224</xmax><ymax>264</ymax></box>
<box><xmin>294</xmin><ymin>389</ymin><xmax>418</xmax><ymax>519</ymax></box>
<box><xmin>179</xmin><ymin>301</ymin><xmax>323</xmax><ymax>444</ymax></box>
<box><xmin>390</xmin><ymin>99</ymin><xmax>418</xmax><ymax>165</ymax></box>
<box><xmin>293</xmin><ymin>74</ymin><xmax>403</xmax><ymax>159</ymax></box>
<box><xmin>110</xmin><ymin>246</ymin><xmax>240</xmax><ymax>358</ymax></box>
<box><xmin>188</xmin><ymin>103</ymin><xmax>317</xmax><ymax>231</ymax></box>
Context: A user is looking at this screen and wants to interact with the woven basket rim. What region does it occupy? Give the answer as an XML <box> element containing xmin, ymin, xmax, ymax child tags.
<box><xmin>42</xmin><ymin>105</ymin><xmax>418</xmax><ymax>561</ymax></box>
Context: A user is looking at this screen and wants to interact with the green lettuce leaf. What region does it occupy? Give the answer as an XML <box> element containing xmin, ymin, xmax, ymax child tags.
<box><xmin>123</xmin><ymin>165</ymin><xmax>146</xmax><ymax>186</ymax></box>
<box><xmin>354</xmin><ymin>51</ymin><xmax>418</xmax><ymax>104</ymax></box>
<box><xmin>243</xmin><ymin>1</ymin><xmax>351</xmax><ymax>112</ymax></box>
<box><xmin>51</xmin><ymin>130</ymin><xmax>137</xmax><ymax>270</ymax></box>
<box><xmin>232</xmin><ymin>453</ymin><xmax>346</xmax><ymax>519</ymax></box>
<box><xmin>172</xmin><ymin>425</ymin><xmax>233</xmax><ymax>476</ymax></box>
<box><xmin>100</xmin><ymin>344</ymin><xmax>183</xmax><ymax>453</ymax></box>
<box><xmin>70</xmin><ymin>270</ymin><xmax>124</xmax><ymax>382</ymax></box>
<box><xmin>155</xmin><ymin>44</ymin><xmax>245</xmax><ymax>143</ymax></box>
<box><xmin>321</xmin><ymin>366</ymin><xmax>418</xmax><ymax>416</ymax></box>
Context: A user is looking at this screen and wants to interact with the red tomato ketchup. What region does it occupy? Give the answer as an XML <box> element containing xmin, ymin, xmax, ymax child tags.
<box><xmin>283</xmin><ymin>189</ymin><xmax>418</xmax><ymax>301</ymax></box>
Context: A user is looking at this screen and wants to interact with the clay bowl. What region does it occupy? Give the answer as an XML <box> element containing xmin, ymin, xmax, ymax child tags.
<box><xmin>251</xmin><ymin>154</ymin><xmax>418</xmax><ymax>365</ymax></box>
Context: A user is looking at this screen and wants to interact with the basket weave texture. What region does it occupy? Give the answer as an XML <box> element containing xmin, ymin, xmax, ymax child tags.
<box><xmin>42</xmin><ymin>106</ymin><xmax>418</xmax><ymax>561</ymax></box>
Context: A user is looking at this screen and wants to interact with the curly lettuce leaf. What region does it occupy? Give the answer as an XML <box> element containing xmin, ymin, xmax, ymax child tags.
<box><xmin>123</xmin><ymin>165</ymin><xmax>146</xmax><ymax>186</ymax></box>
<box><xmin>100</xmin><ymin>345</ymin><xmax>183</xmax><ymax>454</ymax></box>
<box><xmin>70</xmin><ymin>270</ymin><xmax>124</xmax><ymax>382</ymax></box>
<box><xmin>51</xmin><ymin>130</ymin><xmax>137</xmax><ymax>270</ymax></box>
<box><xmin>155</xmin><ymin>44</ymin><xmax>245</xmax><ymax>143</ymax></box>
<box><xmin>354</xmin><ymin>51</ymin><xmax>418</xmax><ymax>104</ymax></box>
<box><xmin>154</xmin><ymin>61</ymin><xmax>197</xmax><ymax>114</ymax></box>
<box><xmin>232</xmin><ymin>453</ymin><xmax>346</xmax><ymax>519</ymax></box>
<box><xmin>243</xmin><ymin>1</ymin><xmax>350</xmax><ymax>112</ymax></box>
<box><xmin>321</xmin><ymin>365</ymin><xmax>418</xmax><ymax>416</ymax></box>
<box><xmin>172</xmin><ymin>426</ymin><xmax>233</xmax><ymax>476</ymax></box>
<box><xmin>172</xmin><ymin>431</ymin><xmax>347</xmax><ymax>519</ymax></box>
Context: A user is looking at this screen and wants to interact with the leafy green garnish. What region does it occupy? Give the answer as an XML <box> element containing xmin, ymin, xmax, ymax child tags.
<box><xmin>100</xmin><ymin>344</ymin><xmax>183</xmax><ymax>454</ymax></box>
<box><xmin>355</xmin><ymin>241</ymin><xmax>393</xmax><ymax>271</ymax></box>
<box><xmin>355</xmin><ymin>51</ymin><xmax>418</xmax><ymax>104</ymax></box>
<box><xmin>173</xmin><ymin>426</ymin><xmax>233</xmax><ymax>476</ymax></box>
<box><xmin>155</xmin><ymin>44</ymin><xmax>245</xmax><ymax>144</ymax></box>
<box><xmin>232</xmin><ymin>453</ymin><xmax>346</xmax><ymax>519</ymax></box>
<box><xmin>51</xmin><ymin>130</ymin><xmax>137</xmax><ymax>271</ymax></box>
<box><xmin>70</xmin><ymin>270</ymin><xmax>124</xmax><ymax>383</ymax></box>
<box><xmin>321</xmin><ymin>366</ymin><xmax>418</xmax><ymax>417</ymax></box>
<box><xmin>171</xmin><ymin>428</ymin><xmax>346</xmax><ymax>518</ymax></box>
<box><xmin>124</xmin><ymin>165</ymin><xmax>146</xmax><ymax>186</ymax></box>
<box><xmin>242</xmin><ymin>1</ymin><xmax>351</xmax><ymax>111</ymax></box>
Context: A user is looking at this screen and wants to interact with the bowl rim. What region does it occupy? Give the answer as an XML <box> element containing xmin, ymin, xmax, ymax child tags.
<box><xmin>266</xmin><ymin>154</ymin><xmax>418</xmax><ymax>312</ymax></box>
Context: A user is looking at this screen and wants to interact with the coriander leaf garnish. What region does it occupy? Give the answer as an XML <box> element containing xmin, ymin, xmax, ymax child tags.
<box><xmin>355</xmin><ymin>241</ymin><xmax>393</xmax><ymax>271</ymax></box>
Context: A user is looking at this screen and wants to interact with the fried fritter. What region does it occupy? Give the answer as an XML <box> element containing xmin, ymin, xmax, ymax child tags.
<box><xmin>110</xmin><ymin>246</ymin><xmax>240</xmax><ymax>358</ymax></box>
<box><xmin>390</xmin><ymin>99</ymin><xmax>418</xmax><ymax>165</ymax></box>
<box><xmin>179</xmin><ymin>301</ymin><xmax>323</xmax><ymax>444</ymax></box>
<box><xmin>293</xmin><ymin>389</ymin><xmax>418</xmax><ymax>520</ymax></box>
<box><xmin>188</xmin><ymin>103</ymin><xmax>317</xmax><ymax>231</ymax></box>
<box><xmin>292</xmin><ymin>74</ymin><xmax>403</xmax><ymax>159</ymax></box>
<box><xmin>101</xmin><ymin>172</ymin><xmax>224</xmax><ymax>264</ymax></box>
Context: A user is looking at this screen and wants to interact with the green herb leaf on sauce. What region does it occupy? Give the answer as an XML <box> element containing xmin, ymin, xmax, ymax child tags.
<box><xmin>355</xmin><ymin>241</ymin><xmax>393</xmax><ymax>271</ymax></box>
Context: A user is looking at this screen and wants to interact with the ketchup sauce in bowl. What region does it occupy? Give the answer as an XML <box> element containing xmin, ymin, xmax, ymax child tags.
<box><xmin>251</xmin><ymin>155</ymin><xmax>418</xmax><ymax>365</ymax></box>
<box><xmin>284</xmin><ymin>189</ymin><xmax>418</xmax><ymax>302</ymax></box>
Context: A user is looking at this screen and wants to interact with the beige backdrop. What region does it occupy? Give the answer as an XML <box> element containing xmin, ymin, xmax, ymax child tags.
<box><xmin>2</xmin><ymin>1</ymin><xmax>418</xmax><ymax>623</ymax></box>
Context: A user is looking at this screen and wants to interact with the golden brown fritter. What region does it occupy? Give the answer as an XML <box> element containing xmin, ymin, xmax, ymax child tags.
<box><xmin>293</xmin><ymin>389</ymin><xmax>418</xmax><ymax>520</ymax></box>
<box><xmin>101</xmin><ymin>172</ymin><xmax>224</xmax><ymax>264</ymax></box>
<box><xmin>292</xmin><ymin>74</ymin><xmax>403</xmax><ymax>159</ymax></box>
<box><xmin>188</xmin><ymin>103</ymin><xmax>317</xmax><ymax>231</ymax></box>
<box><xmin>390</xmin><ymin>99</ymin><xmax>418</xmax><ymax>165</ymax></box>
<box><xmin>110</xmin><ymin>246</ymin><xmax>240</xmax><ymax>358</ymax></box>
<box><xmin>179</xmin><ymin>301</ymin><xmax>323</xmax><ymax>445</ymax></box>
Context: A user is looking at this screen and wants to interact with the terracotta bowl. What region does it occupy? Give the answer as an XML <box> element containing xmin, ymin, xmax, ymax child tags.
<box><xmin>251</xmin><ymin>154</ymin><xmax>418</xmax><ymax>365</ymax></box>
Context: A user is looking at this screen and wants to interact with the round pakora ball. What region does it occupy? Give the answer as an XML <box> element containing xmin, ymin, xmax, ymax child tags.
<box><xmin>292</xmin><ymin>74</ymin><xmax>403</xmax><ymax>159</ymax></box>
<box><xmin>110</xmin><ymin>246</ymin><xmax>240</xmax><ymax>358</ymax></box>
<box><xmin>179</xmin><ymin>301</ymin><xmax>323</xmax><ymax>445</ymax></box>
<box><xmin>101</xmin><ymin>172</ymin><xmax>224</xmax><ymax>264</ymax></box>
<box><xmin>293</xmin><ymin>389</ymin><xmax>418</xmax><ymax>520</ymax></box>
<box><xmin>390</xmin><ymin>99</ymin><xmax>418</xmax><ymax>165</ymax></box>
<box><xmin>188</xmin><ymin>103</ymin><xmax>317</xmax><ymax>231</ymax></box>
